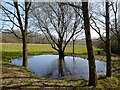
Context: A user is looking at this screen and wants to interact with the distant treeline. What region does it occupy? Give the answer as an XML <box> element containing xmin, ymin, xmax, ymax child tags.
<box><xmin>3</xmin><ymin>32</ymin><xmax>120</xmax><ymax>55</ymax></box>
<box><xmin>93</xmin><ymin>33</ymin><xmax>120</xmax><ymax>55</ymax></box>
<box><xmin>2</xmin><ymin>32</ymin><xmax>49</xmax><ymax>44</ymax></box>
<box><xmin>2</xmin><ymin>32</ymin><xmax>87</xmax><ymax>45</ymax></box>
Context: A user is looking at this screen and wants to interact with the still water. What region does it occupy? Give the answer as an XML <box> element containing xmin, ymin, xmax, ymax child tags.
<box><xmin>12</xmin><ymin>54</ymin><xmax>106</xmax><ymax>80</ymax></box>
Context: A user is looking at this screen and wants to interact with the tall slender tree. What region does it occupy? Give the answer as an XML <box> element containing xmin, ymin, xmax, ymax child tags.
<box><xmin>90</xmin><ymin>1</ymin><xmax>112</xmax><ymax>77</ymax></box>
<box><xmin>82</xmin><ymin>1</ymin><xmax>97</xmax><ymax>86</ymax></box>
<box><xmin>110</xmin><ymin>1</ymin><xmax>120</xmax><ymax>56</ymax></box>
<box><xmin>0</xmin><ymin>0</ymin><xmax>32</xmax><ymax>69</ymax></box>
<box><xmin>105</xmin><ymin>1</ymin><xmax>112</xmax><ymax>77</ymax></box>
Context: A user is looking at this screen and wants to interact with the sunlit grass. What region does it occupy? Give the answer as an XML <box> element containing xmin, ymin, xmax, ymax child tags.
<box><xmin>2</xmin><ymin>43</ymin><xmax>100</xmax><ymax>55</ymax></box>
<box><xmin>2</xmin><ymin>43</ymin><xmax>100</xmax><ymax>63</ymax></box>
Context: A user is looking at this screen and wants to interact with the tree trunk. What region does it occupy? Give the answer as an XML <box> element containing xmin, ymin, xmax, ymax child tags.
<box><xmin>22</xmin><ymin>32</ymin><xmax>28</xmax><ymax>69</ymax></box>
<box><xmin>82</xmin><ymin>1</ymin><xmax>97</xmax><ymax>86</ymax></box>
<box><xmin>73</xmin><ymin>39</ymin><xmax>75</xmax><ymax>54</ymax></box>
<box><xmin>59</xmin><ymin>49</ymin><xmax>64</xmax><ymax>60</ymax></box>
<box><xmin>118</xmin><ymin>36</ymin><xmax>120</xmax><ymax>55</ymax></box>
<box><xmin>106</xmin><ymin>1</ymin><xmax>112</xmax><ymax>77</ymax></box>
<box><xmin>58</xmin><ymin>38</ymin><xmax>64</xmax><ymax>59</ymax></box>
<box><xmin>117</xmin><ymin>36</ymin><xmax>120</xmax><ymax>61</ymax></box>
<box><xmin>58</xmin><ymin>58</ymin><xmax>64</xmax><ymax>78</ymax></box>
<box><xmin>106</xmin><ymin>39</ymin><xmax>111</xmax><ymax>77</ymax></box>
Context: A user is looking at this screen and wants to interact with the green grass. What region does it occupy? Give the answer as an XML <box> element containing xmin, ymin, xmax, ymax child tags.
<box><xmin>2</xmin><ymin>43</ymin><xmax>54</xmax><ymax>53</ymax></box>
<box><xmin>2</xmin><ymin>43</ymin><xmax>101</xmax><ymax>63</ymax></box>
<box><xmin>1</xmin><ymin>43</ymin><xmax>120</xmax><ymax>88</ymax></box>
<box><xmin>2</xmin><ymin>43</ymin><xmax>100</xmax><ymax>55</ymax></box>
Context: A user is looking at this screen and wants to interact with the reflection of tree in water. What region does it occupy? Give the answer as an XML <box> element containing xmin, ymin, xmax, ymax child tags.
<box><xmin>72</xmin><ymin>56</ymin><xmax>76</xmax><ymax>74</ymax></box>
<box><xmin>43</xmin><ymin>58</ymin><xmax>73</xmax><ymax>79</ymax></box>
<box><xmin>43</xmin><ymin>59</ymin><xmax>58</xmax><ymax>78</ymax></box>
<box><xmin>58</xmin><ymin>58</ymin><xmax>74</xmax><ymax>79</ymax></box>
<box><xmin>62</xmin><ymin>59</ymin><xmax>72</xmax><ymax>75</ymax></box>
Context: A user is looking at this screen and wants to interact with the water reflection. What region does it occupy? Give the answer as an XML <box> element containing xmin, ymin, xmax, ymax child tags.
<box><xmin>12</xmin><ymin>54</ymin><xmax>106</xmax><ymax>80</ymax></box>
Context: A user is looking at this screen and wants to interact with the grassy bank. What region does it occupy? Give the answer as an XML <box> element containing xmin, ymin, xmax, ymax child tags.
<box><xmin>1</xmin><ymin>43</ymin><xmax>120</xmax><ymax>88</ymax></box>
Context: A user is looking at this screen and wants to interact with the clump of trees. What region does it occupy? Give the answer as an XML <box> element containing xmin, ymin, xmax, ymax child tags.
<box><xmin>94</xmin><ymin>32</ymin><xmax>120</xmax><ymax>55</ymax></box>
<box><xmin>2</xmin><ymin>32</ymin><xmax>51</xmax><ymax>44</ymax></box>
<box><xmin>2</xmin><ymin>32</ymin><xmax>22</xmax><ymax>43</ymax></box>
<box><xmin>92</xmin><ymin>1</ymin><xmax>120</xmax><ymax>55</ymax></box>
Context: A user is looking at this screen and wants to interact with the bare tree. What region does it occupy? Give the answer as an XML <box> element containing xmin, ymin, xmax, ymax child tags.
<box><xmin>105</xmin><ymin>1</ymin><xmax>112</xmax><ymax>77</ymax></box>
<box><xmin>82</xmin><ymin>1</ymin><xmax>97</xmax><ymax>86</ymax></box>
<box><xmin>0</xmin><ymin>0</ymin><xmax>32</xmax><ymax>69</ymax></box>
<box><xmin>72</xmin><ymin>31</ymin><xmax>83</xmax><ymax>54</ymax></box>
<box><xmin>110</xmin><ymin>1</ymin><xmax>120</xmax><ymax>55</ymax></box>
<box><xmin>90</xmin><ymin>1</ymin><xmax>112</xmax><ymax>77</ymax></box>
<box><xmin>31</xmin><ymin>2</ymin><xmax>81</xmax><ymax>59</ymax></box>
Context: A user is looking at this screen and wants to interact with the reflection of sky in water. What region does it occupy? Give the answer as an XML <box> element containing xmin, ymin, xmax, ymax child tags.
<box><xmin>12</xmin><ymin>54</ymin><xmax>106</xmax><ymax>80</ymax></box>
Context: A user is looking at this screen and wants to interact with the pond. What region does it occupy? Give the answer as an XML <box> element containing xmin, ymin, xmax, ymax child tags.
<box><xmin>12</xmin><ymin>54</ymin><xmax>106</xmax><ymax>80</ymax></box>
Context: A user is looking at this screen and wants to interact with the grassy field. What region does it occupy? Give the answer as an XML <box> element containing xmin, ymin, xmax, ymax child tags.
<box><xmin>2</xmin><ymin>43</ymin><xmax>100</xmax><ymax>63</ymax></box>
<box><xmin>1</xmin><ymin>43</ymin><xmax>120</xmax><ymax>88</ymax></box>
<box><xmin>2</xmin><ymin>43</ymin><xmax>100</xmax><ymax>54</ymax></box>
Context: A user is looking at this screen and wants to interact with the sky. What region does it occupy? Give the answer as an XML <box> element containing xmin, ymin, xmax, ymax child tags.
<box><xmin>91</xmin><ymin>30</ymin><xmax>100</xmax><ymax>39</ymax></box>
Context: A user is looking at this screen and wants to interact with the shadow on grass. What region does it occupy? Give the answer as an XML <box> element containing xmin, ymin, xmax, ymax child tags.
<box><xmin>2</xmin><ymin>62</ymin><xmax>88</xmax><ymax>88</ymax></box>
